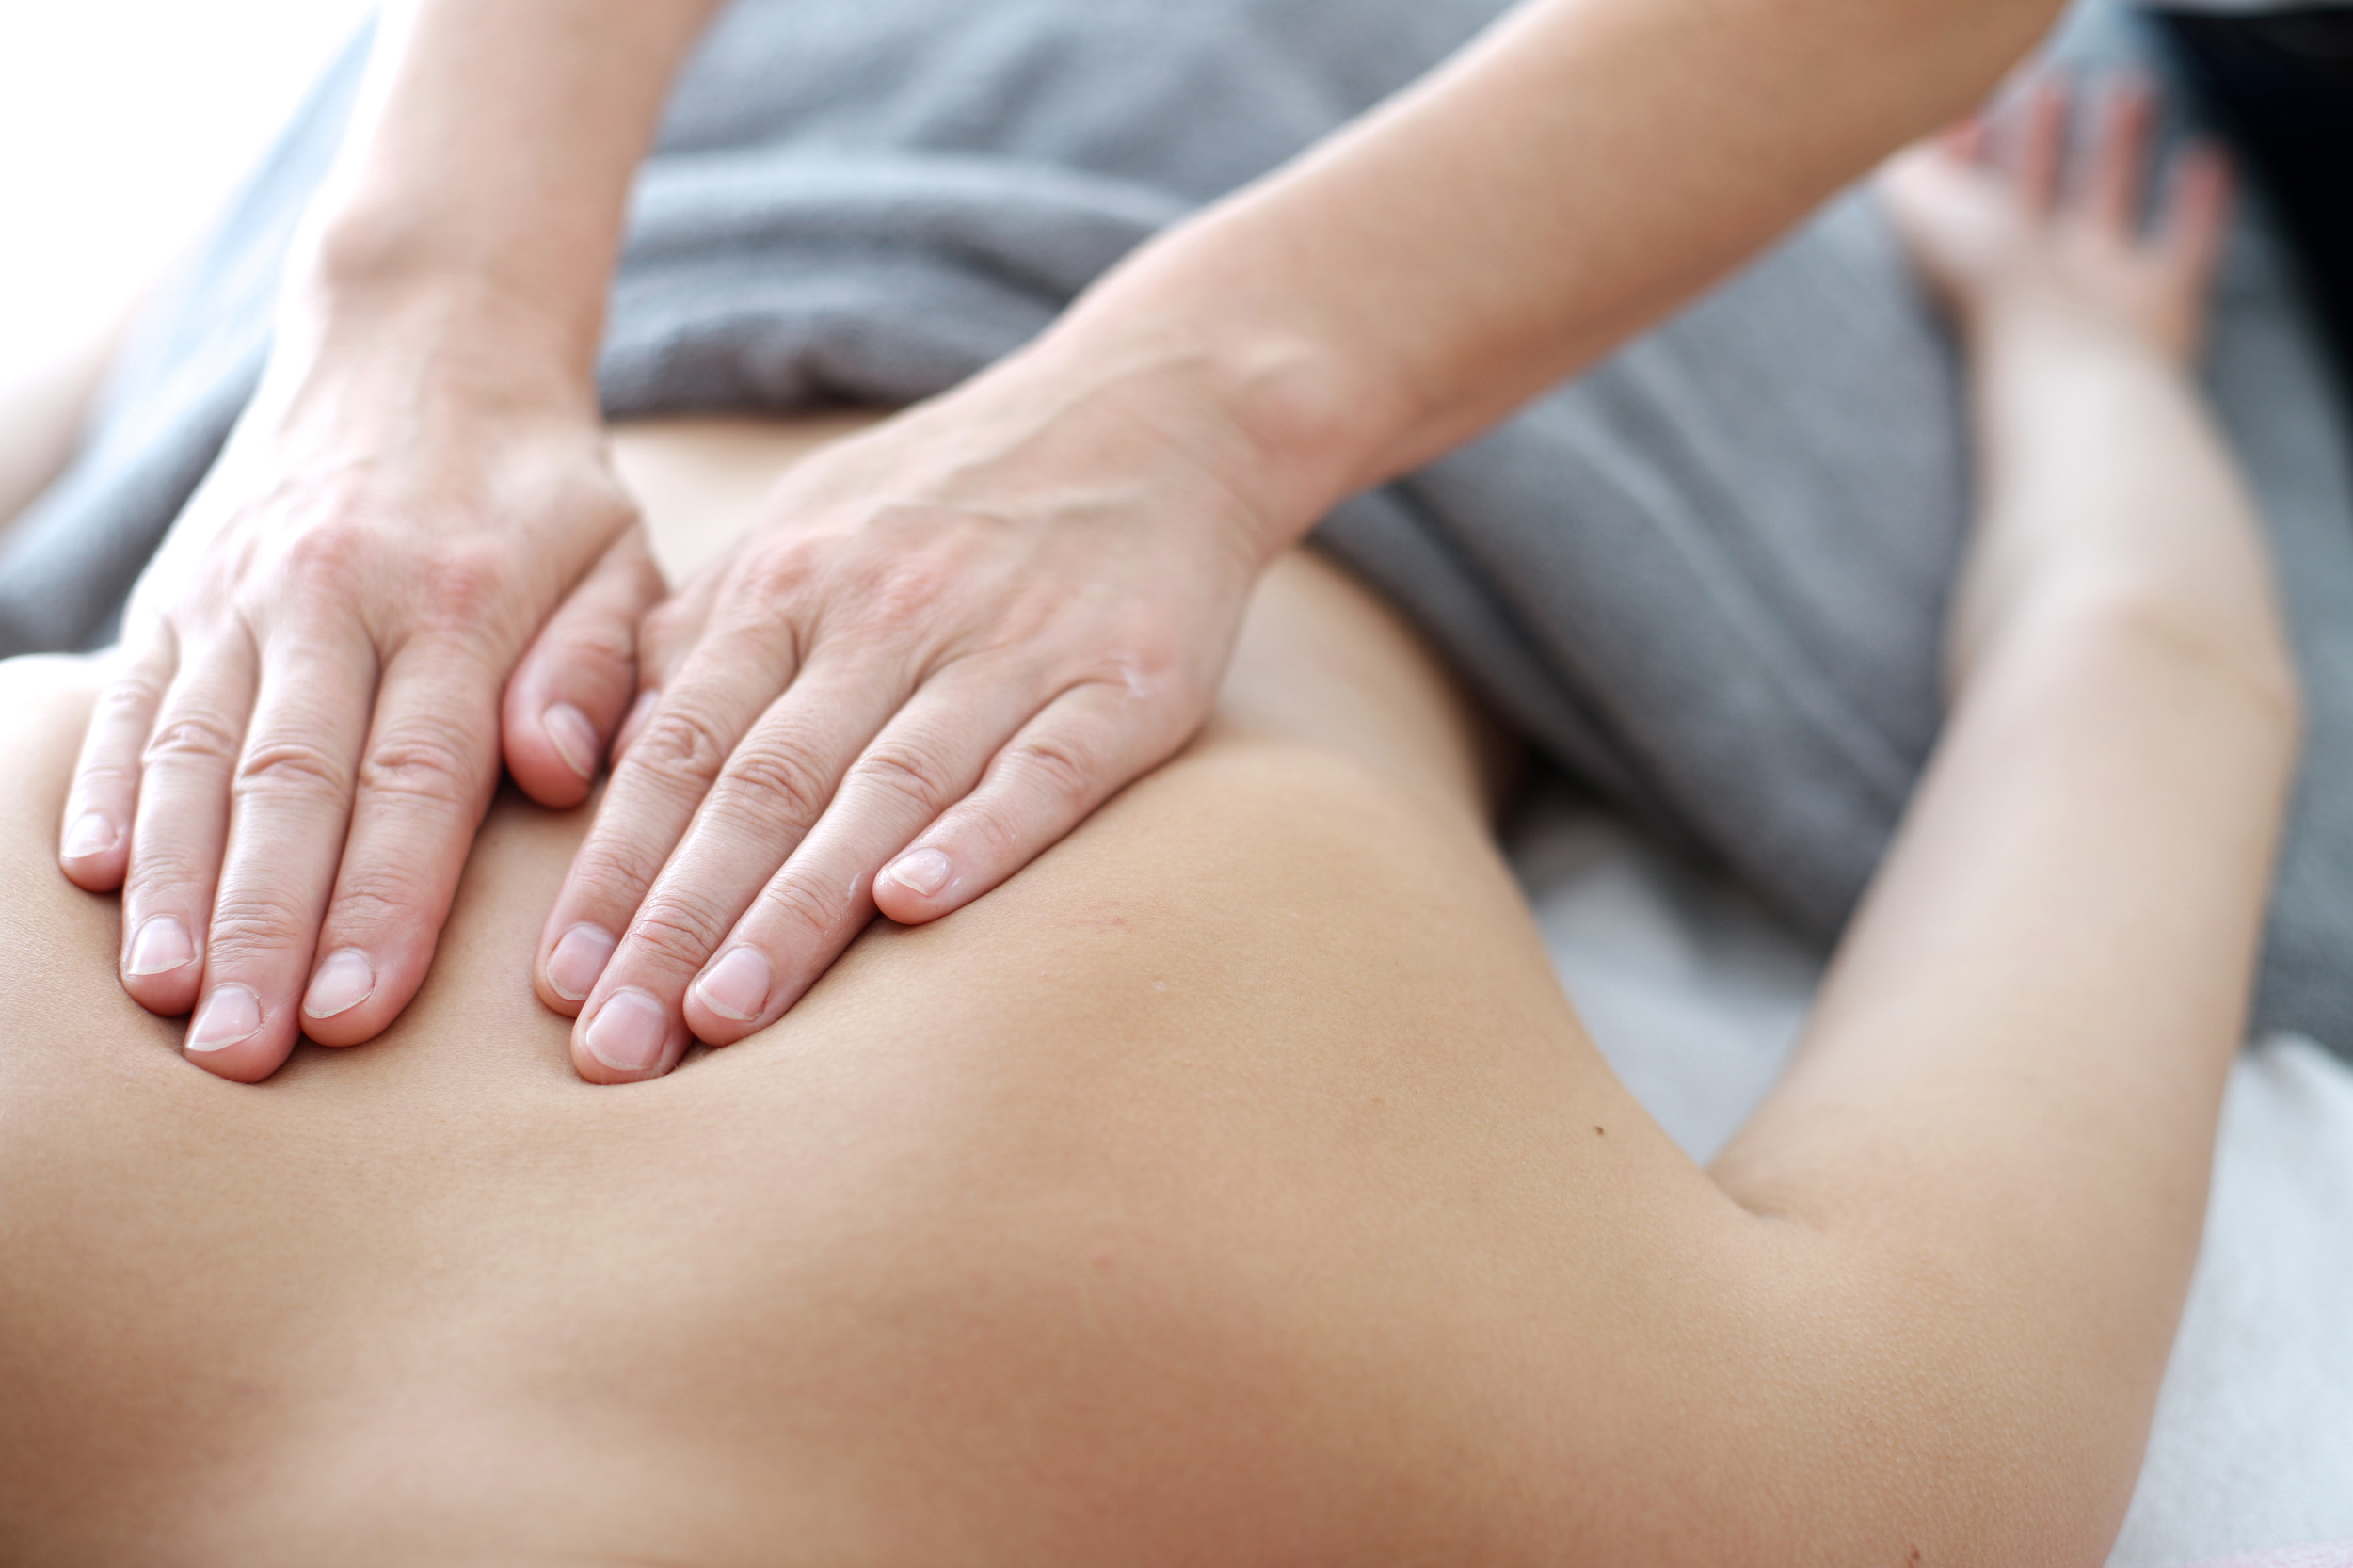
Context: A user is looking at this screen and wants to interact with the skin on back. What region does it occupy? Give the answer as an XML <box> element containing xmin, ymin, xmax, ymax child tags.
<box><xmin>0</xmin><ymin>90</ymin><xmax>2301</xmax><ymax>1567</ymax></box>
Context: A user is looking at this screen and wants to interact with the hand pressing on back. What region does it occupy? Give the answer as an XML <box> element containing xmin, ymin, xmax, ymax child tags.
<box><xmin>58</xmin><ymin>307</ymin><xmax>663</xmax><ymax>1083</ymax></box>
<box><xmin>535</xmin><ymin>348</ymin><xmax>1282</xmax><ymax>1081</ymax></box>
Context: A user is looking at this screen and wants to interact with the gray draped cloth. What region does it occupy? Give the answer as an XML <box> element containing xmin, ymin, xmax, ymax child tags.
<box><xmin>7</xmin><ymin>0</ymin><xmax>2351</xmax><ymax>1051</ymax></box>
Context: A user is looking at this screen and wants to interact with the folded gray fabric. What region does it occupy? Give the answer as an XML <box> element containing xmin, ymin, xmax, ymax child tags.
<box><xmin>8</xmin><ymin>0</ymin><xmax>2349</xmax><ymax>1050</ymax></box>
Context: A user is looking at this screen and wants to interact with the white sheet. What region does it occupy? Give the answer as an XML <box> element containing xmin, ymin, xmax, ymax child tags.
<box><xmin>1511</xmin><ymin>792</ymin><xmax>2353</xmax><ymax>1566</ymax></box>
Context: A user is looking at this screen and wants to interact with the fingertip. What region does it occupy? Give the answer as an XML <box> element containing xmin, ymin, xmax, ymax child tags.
<box><xmin>181</xmin><ymin>984</ymin><xmax>295</xmax><ymax>1084</ymax></box>
<box><xmin>504</xmin><ymin>697</ymin><xmax>597</xmax><ymax>809</ymax></box>
<box><xmin>545</xmin><ymin>702</ymin><xmax>600</xmax><ymax>781</ymax></box>
<box><xmin>540</xmin><ymin>920</ymin><xmax>617</xmax><ymax>1013</ymax></box>
<box><xmin>873</xmin><ymin>845</ymin><xmax>962</xmax><ymax>925</ymax></box>
<box><xmin>510</xmin><ymin>698</ymin><xmax>607</xmax><ymax>808</ymax></box>
<box><xmin>572</xmin><ymin>985</ymin><xmax>684</xmax><ymax>1084</ymax></box>
<box><xmin>58</xmin><ymin>810</ymin><xmax>128</xmax><ymax>890</ymax></box>
<box><xmin>297</xmin><ymin>946</ymin><xmax>389</xmax><ymax>1047</ymax></box>
<box><xmin>120</xmin><ymin>913</ymin><xmax>204</xmax><ymax>1016</ymax></box>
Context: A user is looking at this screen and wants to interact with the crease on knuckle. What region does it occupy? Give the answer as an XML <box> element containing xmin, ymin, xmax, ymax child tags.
<box><xmin>624</xmin><ymin>899</ymin><xmax>734</xmax><ymax>977</ymax></box>
<box><xmin>565</xmin><ymin>840</ymin><xmax>671</xmax><ymax>913</ymax></box>
<box><xmin>204</xmin><ymin>897</ymin><xmax>314</xmax><ymax>959</ymax></box>
<box><xmin>756</xmin><ymin>873</ymin><xmax>847</xmax><ymax>949</ymax></box>
<box><xmin>732</xmin><ymin>539</ymin><xmax>827</xmax><ymax>609</ymax></box>
<box><xmin>853</xmin><ymin>739</ymin><xmax>958</xmax><ymax>815</ymax></box>
<box><xmin>361</xmin><ymin>718</ymin><xmax>486</xmax><ymax>808</ymax></box>
<box><xmin>1006</xmin><ymin>728</ymin><xmax>1100</xmax><ymax>814</ymax></box>
<box><xmin>235</xmin><ymin>735</ymin><xmax>351</xmax><ymax>801</ymax></box>
<box><xmin>556</xmin><ymin>610</ymin><xmax>636</xmax><ymax>671</ymax></box>
<box><xmin>93</xmin><ymin>676</ymin><xmax>164</xmax><ymax>729</ymax></box>
<box><xmin>123</xmin><ymin>848</ymin><xmax>217</xmax><ymax>901</ymax></box>
<box><xmin>714</xmin><ymin>743</ymin><xmax>833</xmax><ymax>829</ymax></box>
<box><xmin>144</xmin><ymin>712</ymin><xmax>243</xmax><ymax>772</ymax></box>
<box><xmin>74</xmin><ymin>758</ymin><xmax>140</xmax><ymax>799</ymax></box>
<box><xmin>326</xmin><ymin>879</ymin><xmax>429</xmax><ymax>936</ymax></box>
<box><xmin>627</xmin><ymin>705</ymin><xmax>736</xmax><ymax>798</ymax></box>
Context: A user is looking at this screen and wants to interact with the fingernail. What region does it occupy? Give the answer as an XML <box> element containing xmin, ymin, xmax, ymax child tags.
<box><xmin>694</xmin><ymin>946</ymin><xmax>772</xmax><ymax>1023</ymax></box>
<box><xmin>544</xmin><ymin>702</ymin><xmax>601</xmax><ymax>782</ymax></box>
<box><xmin>62</xmin><ymin>811</ymin><xmax>119</xmax><ymax>861</ymax></box>
<box><xmin>186</xmin><ymin>985</ymin><xmax>262</xmax><ymax>1053</ymax></box>
<box><xmin>583</xmin><ymin>988</ymin><xmax>670</xmax><ymax>1074</ymax></box>
<box><xmin>125</xmin><ymin>915</ymin><xmax>198</xmax><ymax>977</ymax></box>
<box><xmin>303</xmin><ymin>949</ymin><xmax>376</xmax><ymax>1019</ymax></box>
<box><xmin>884</xmin><ymin>847</ymin><xmax>953</xmax><ymax>898</ymax></box>
<box><xmin>546</xmin><ymin>923</ymin><xmax>616</xmax><ymax>1001</ymax></box>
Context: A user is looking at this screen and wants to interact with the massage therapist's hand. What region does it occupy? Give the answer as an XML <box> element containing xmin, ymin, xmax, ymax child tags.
<box><xmin>56</xmin><ymin>306</ymin><xmax>663</xmax><ymax>1082</ymax></box>
<box><xmin>537</xmin><ymin>354</ymin><xmax>1280</xmax><ymax>1081</ymax></box>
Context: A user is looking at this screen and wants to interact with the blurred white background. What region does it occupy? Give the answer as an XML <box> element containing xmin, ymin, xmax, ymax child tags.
<box><xmin>0</xmin><ymin>0</ymin><xmax>370</xmax><ymax>373</ymax></box>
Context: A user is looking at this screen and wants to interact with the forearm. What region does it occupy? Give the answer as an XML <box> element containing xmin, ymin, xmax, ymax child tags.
<box><xmin>1711</xmin><ymin>328</ymin><xmax>2296</xmax><ymax>1540</ymax></box>
<box><xmin>1019</xmin><ymin>0</ymin><xmax>2064</xmax><ymax>539</ymax></box>
<box><xmin>286</xmin><ymin>0</ymin><xmax>722</xmax><ymax>391</ymax></box>
<box><xmin>1950</xmin><ymin>306</ymin><xmax>2289</xmax><ymax>690</ymax></box>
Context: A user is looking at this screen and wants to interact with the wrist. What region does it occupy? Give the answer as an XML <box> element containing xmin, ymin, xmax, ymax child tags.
<box><xmin>284</xmin><ymin>190</ymin><xmax>609</xmax><ymax>392</ymax></box>
<box><xmin>1962</xmin><ymin>290</ymin><xmax>2193</xmax><ymax>380</ymax></box>
<box><xmin>270</xmin><ymin>239</ymin><xmax>602</xmax><ymax>426</ymax></box>
<box><xmin>1025</xmin><ymin>294</ymin><xmax>1407</xmax><ymax>561</ymax></box>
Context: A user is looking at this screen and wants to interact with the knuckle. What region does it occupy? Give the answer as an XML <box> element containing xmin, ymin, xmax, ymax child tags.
<box><xmin>623</xmin><ymin>898</ymin><xmax>733</xmax><ymax>977</ymax></box>
<box><xmin>204</xmin><ymin>896</ymin><xmax>314</xmax><ymax>960</ymax></box>
<box><xmin>143</xmin><ymin>712</ymin><xmax>243</xmax><ymax>772</ymax></box>
<box><xmin>1006</xmin><ymin>728</ymin><xmax>1101</xmax><ymax>812</ymax></box>
<box><xmin>360</xmin><ymin>717</ymin><xmax>486</xmax><ymax>808</ymax></box>
<box><xmin>414</xmin><ymin>543</ymin><xmax>516</xmax><ymax>632</ymax></box>
<box><xmin>94</xmin><ymin>673</ymin><xmax>165</xmax><ymax>728</ymax></box>
<box><xmin>280</xmin><ymin>521</ymin><xmax>375</xmax><ymax>595</ymax></box>
<box><xmin>854</xmin><ymin>552</ymin><xmax>957</xmax><ymax>624</ymax></box>
<box><xmin>757</xmin><ymin>873</ymin><xmax>846</xmax><ymax>947</ymax></box>
<box><xmin>566</xmin><ymin>836</ymin><xmax>670</xmax><ymax>912</ymax></box>
<box><xmin>958</xmin><ymin>797</ymin><xmax>1032</xmax><ymax>870</ymax></box>
<box><xmin>73</xmin><ymin>756</ymin><xmax>139</xmax><ymax>800</ymax></box>
<box><xmin>852</xmin><ymin>738</ymin><xmax>958</xmax><ymax>814</ymax></box>
<box><xmin>555</xmin><ymin>607</ymin><xmax>637</xmax><ymax>671</ymax></box>
<box><xmin>626</xmin><ymin>703</ymin><xmax>735</xmax><ymax>794</ymax></box>
<box><xmin>713</xmin><ymin>743</ymin><xmax>833</xmax><ymax>829</ymax></box>
<box><xmin>234</xmin><ymin>735</ymin><xmax>350</xmax><ymax>801</ymax></box>
<box><xmin>732</xmin><ymin>538</ymin><xmax>827</xmax><ymax>608</ymax></box>
<box><xmin>123</xmin><ymin>845</ymin><xmax>214</xmax><ymax>903</ymax></box>
<box><xmin>325</xmin><ymin>878</ymin><xmax>428</xmax><ymax>936</ymax></box>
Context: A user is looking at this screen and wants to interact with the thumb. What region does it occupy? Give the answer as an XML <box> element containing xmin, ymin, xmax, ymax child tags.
<box><xmin>503</xmin><ymin>527</ymin><xmax>667</xmax><ymax>808</ymax></box>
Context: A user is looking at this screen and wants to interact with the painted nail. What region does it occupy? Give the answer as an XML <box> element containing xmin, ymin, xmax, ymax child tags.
<box><xmin>186</xmin><ymin>985</ymin><xmax>262</xmax><ymax>1053</ymax></box>
<box><xmin>583</xmin><ymin>988</ymin><xmax>669</xmax><ymax>1074</ymax></box>
<box><xmin>303</xmin><ymin>949</ymin><xmax>376</xmax><ymax>1019</ymax></box>
<box><xmin>62</xmin><ymin>811</ymin><xmax>118</xmax><ymax>861</ymax></box>
<box><xmin>694</xmin><ymin>946</ymin><xmax>772</xmax><ymax>1024</ymax></box>
<box><xmin>544</xmin><ymin>702</ymin><xmax>600</xmax><ymax>782</ymax></box>
<box><xmin>546</xmin><ymin>923</ymin><xmax>617</xmax><ymax>1001</ymax></box>
<box><xmin>125</xmin><ymin>915</ymin><xmax>198</xmax><ymax>977</ymax></box>
<box><xmin>883</xmin><ymin>847</ymin><xmax>953</xmax><ymax>898</ymax></box>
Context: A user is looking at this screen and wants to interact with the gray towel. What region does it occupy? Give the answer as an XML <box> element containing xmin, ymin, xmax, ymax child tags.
<box><xmin>8</xmin><ymin>0</ymin><xmax>2349</xmax><ymax>1050</ymax></box>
